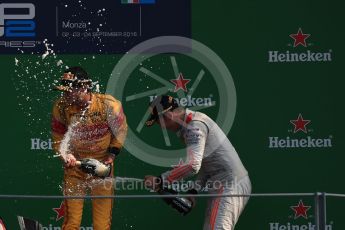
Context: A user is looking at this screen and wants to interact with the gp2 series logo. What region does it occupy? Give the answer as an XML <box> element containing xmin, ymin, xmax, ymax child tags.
<box><xmin>0</xmin><ymin>3</ymin><xmax>36</xmax><ymax>37</ymax></box>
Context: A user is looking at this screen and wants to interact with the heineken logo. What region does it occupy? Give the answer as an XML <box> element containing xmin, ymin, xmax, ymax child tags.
<box><xmin>268</xmin><ymin>114</ymin><xmax>333</xmax><ymax>149</ymax></box>
<box><xmin>170</xmin><ymin>73</ymin><xmax>191</xmax><ymax>92</ymax></box>
<box><xmin>269</xmin><ymin>200</ymin><xmax>334</xmax><ymax>230</ymax></box>
<box><xmin>42</xmin><ymin>225</ymin><xmax>93</xmax><ymax>230</ymax></box>
<box><xmin>269</xmin><ymin>136</ymin><xmax>332</xmax><ymax>148</ymax></box>
<box><xmin>52</xmin><ymin>201</ymin><xmax>65</xmax><ymax>221</ymax></box>
<box><xmin>149</xmin><ymin>95</ymin><xmax>214</xmax><ymax>107</ymax></box>
<box><xmin>289</xmin><ymin>28</ymin><xmax>310</xmax><ymax>47</ymax></box>
<box><xmin>290</xmin><ymin>114</ymin><xmax>311</xmax><ymax>133</ymax></box>
<box><xmin>268</xmin><ymin>28</ymin><xmax>333</xmax><ymax>63</ymax></box>
<box><xmin>47</xmin><ymin>202</ymin><xmax>93</xmax><ymax>229</ymax></box>
<box><xmin>31</xmin><ymin>138</ymin><xmax>53</xmax><ymax>150</ymax></box>
<box><xmin>148</xmin><ymin>72</ymin><xmax>214</xmax><ymax>107</ymax></box>
<box><xmin>269</xmin><ymin>222</ymin><xmax>333</xmax><ymax>230</ymax></box>
<box><xmin>290</xmin><ymin>200</ymin><xmax>311</xmax><ymax>219</ymax></box>
<box><xmin>268</xmin><ymin>50</ymin><xmax>332</xmax><ymax>63</ymax></box>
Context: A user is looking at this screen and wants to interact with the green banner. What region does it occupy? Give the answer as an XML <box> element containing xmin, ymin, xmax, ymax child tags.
<box><xmin>0</xmin><ymin>0</ymin><xmax>344</xmax><ymax>229</ymax></box>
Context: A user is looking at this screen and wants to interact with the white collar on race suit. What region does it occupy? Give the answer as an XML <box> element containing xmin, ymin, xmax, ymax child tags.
<box><xmin>176</xmin><ymin>108</ymin><xmax>195</xmax><ymax>137</ymax></box>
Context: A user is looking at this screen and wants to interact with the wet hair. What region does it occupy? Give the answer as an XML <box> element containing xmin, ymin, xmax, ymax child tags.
<box><xmin>64</xmin><ymin>66</ymin><xmax>89</xmax><ymax>80</ymax></box>
<box><xmin>62</xmin><ymin>66</ymin><xmax>92</xmax><ymax>92</ymax></box>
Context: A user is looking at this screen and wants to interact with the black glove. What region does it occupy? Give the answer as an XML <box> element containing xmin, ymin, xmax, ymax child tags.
<box><xmin>186</xmin><ymin>189</ymin><xmax>198</xmax><ymax>208</ymax></box>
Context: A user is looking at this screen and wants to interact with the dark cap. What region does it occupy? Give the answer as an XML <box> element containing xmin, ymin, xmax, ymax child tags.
<box><xmin>145</xmin><ymin>95</ymin><xmax>179</xmax><ymax>127</ymax></box>
<box><xmin>54</xmin><ymin>66</ymin><xmax>93</xmax><ymax>92</ymax></box>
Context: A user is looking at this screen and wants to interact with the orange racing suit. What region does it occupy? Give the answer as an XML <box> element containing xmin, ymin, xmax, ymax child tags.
<box><xmin>51</xmin><ymin>93</ymin><xmax>127</xmax><ymax>230</ymax></box>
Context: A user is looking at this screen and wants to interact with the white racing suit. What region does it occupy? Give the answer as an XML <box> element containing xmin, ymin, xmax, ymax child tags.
<box><xmin>161</xmin><ymin>109</ymin><xmax>251</xmax><ymax>230</ymax></box>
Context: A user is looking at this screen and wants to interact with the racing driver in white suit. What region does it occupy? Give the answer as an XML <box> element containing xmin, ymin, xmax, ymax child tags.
<box><xmin>144</xmin><ymin>95</ymin><xmax>251</xmax><ymax>230</ymax></box>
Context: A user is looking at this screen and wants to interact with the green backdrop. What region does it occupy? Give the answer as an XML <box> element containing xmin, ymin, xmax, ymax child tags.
<box><xmin>0</xmin><ymin>0</ymin><xmax>344</xmax><ymax>229</ymax></box>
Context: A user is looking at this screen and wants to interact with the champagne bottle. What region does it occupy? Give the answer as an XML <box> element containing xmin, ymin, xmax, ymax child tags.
<box><xmin>75</xmin><ymin>158</ymin><xmax>111</xmax><ymax>177</ymax></box>
<box><xmin>157</xmin><ymin>188</ymin><xmax>193</xmax><ymax>216</ymax></box>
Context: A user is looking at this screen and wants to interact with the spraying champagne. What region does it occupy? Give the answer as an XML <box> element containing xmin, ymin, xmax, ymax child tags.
<box><xmin>70</xmin><ymin>158</ymin><xmax>194</xmax><ymax>215</ymax></box>
<box><xmin>75</xmin><ymin>158</ymin><xmax>111</xmax><ymax>177</ymax></box>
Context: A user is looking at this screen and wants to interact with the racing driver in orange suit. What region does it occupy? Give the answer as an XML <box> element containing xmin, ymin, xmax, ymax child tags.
<box><xmin>51</xmin><ymin>66</ymin><xmax>127</xmax><ymax>230</ymax></box>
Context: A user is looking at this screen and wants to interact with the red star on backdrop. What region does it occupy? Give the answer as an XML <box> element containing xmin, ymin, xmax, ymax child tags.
<box><xmin>53</xmin><ymin>201</ymin><xmax>65</xmax><ymax>221</ymax></box>
<box><xmin>170</xmin><ymin>73</ymin><xmax>191</xmax><ymax>92</ymax></box>
<box><xmin>289</xmin><ymin>28</ymin><xmax>310</xmax><ymax>47</ymax></box>
<box><xmin>290</xmin><ymin>200</ymin><xmax>311</xmax><ymax>219</ymax></box>
<box><xmin>290</xmin><ymin>114</ymin><xmax>311</xmax><ymax>133</ymax></box>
